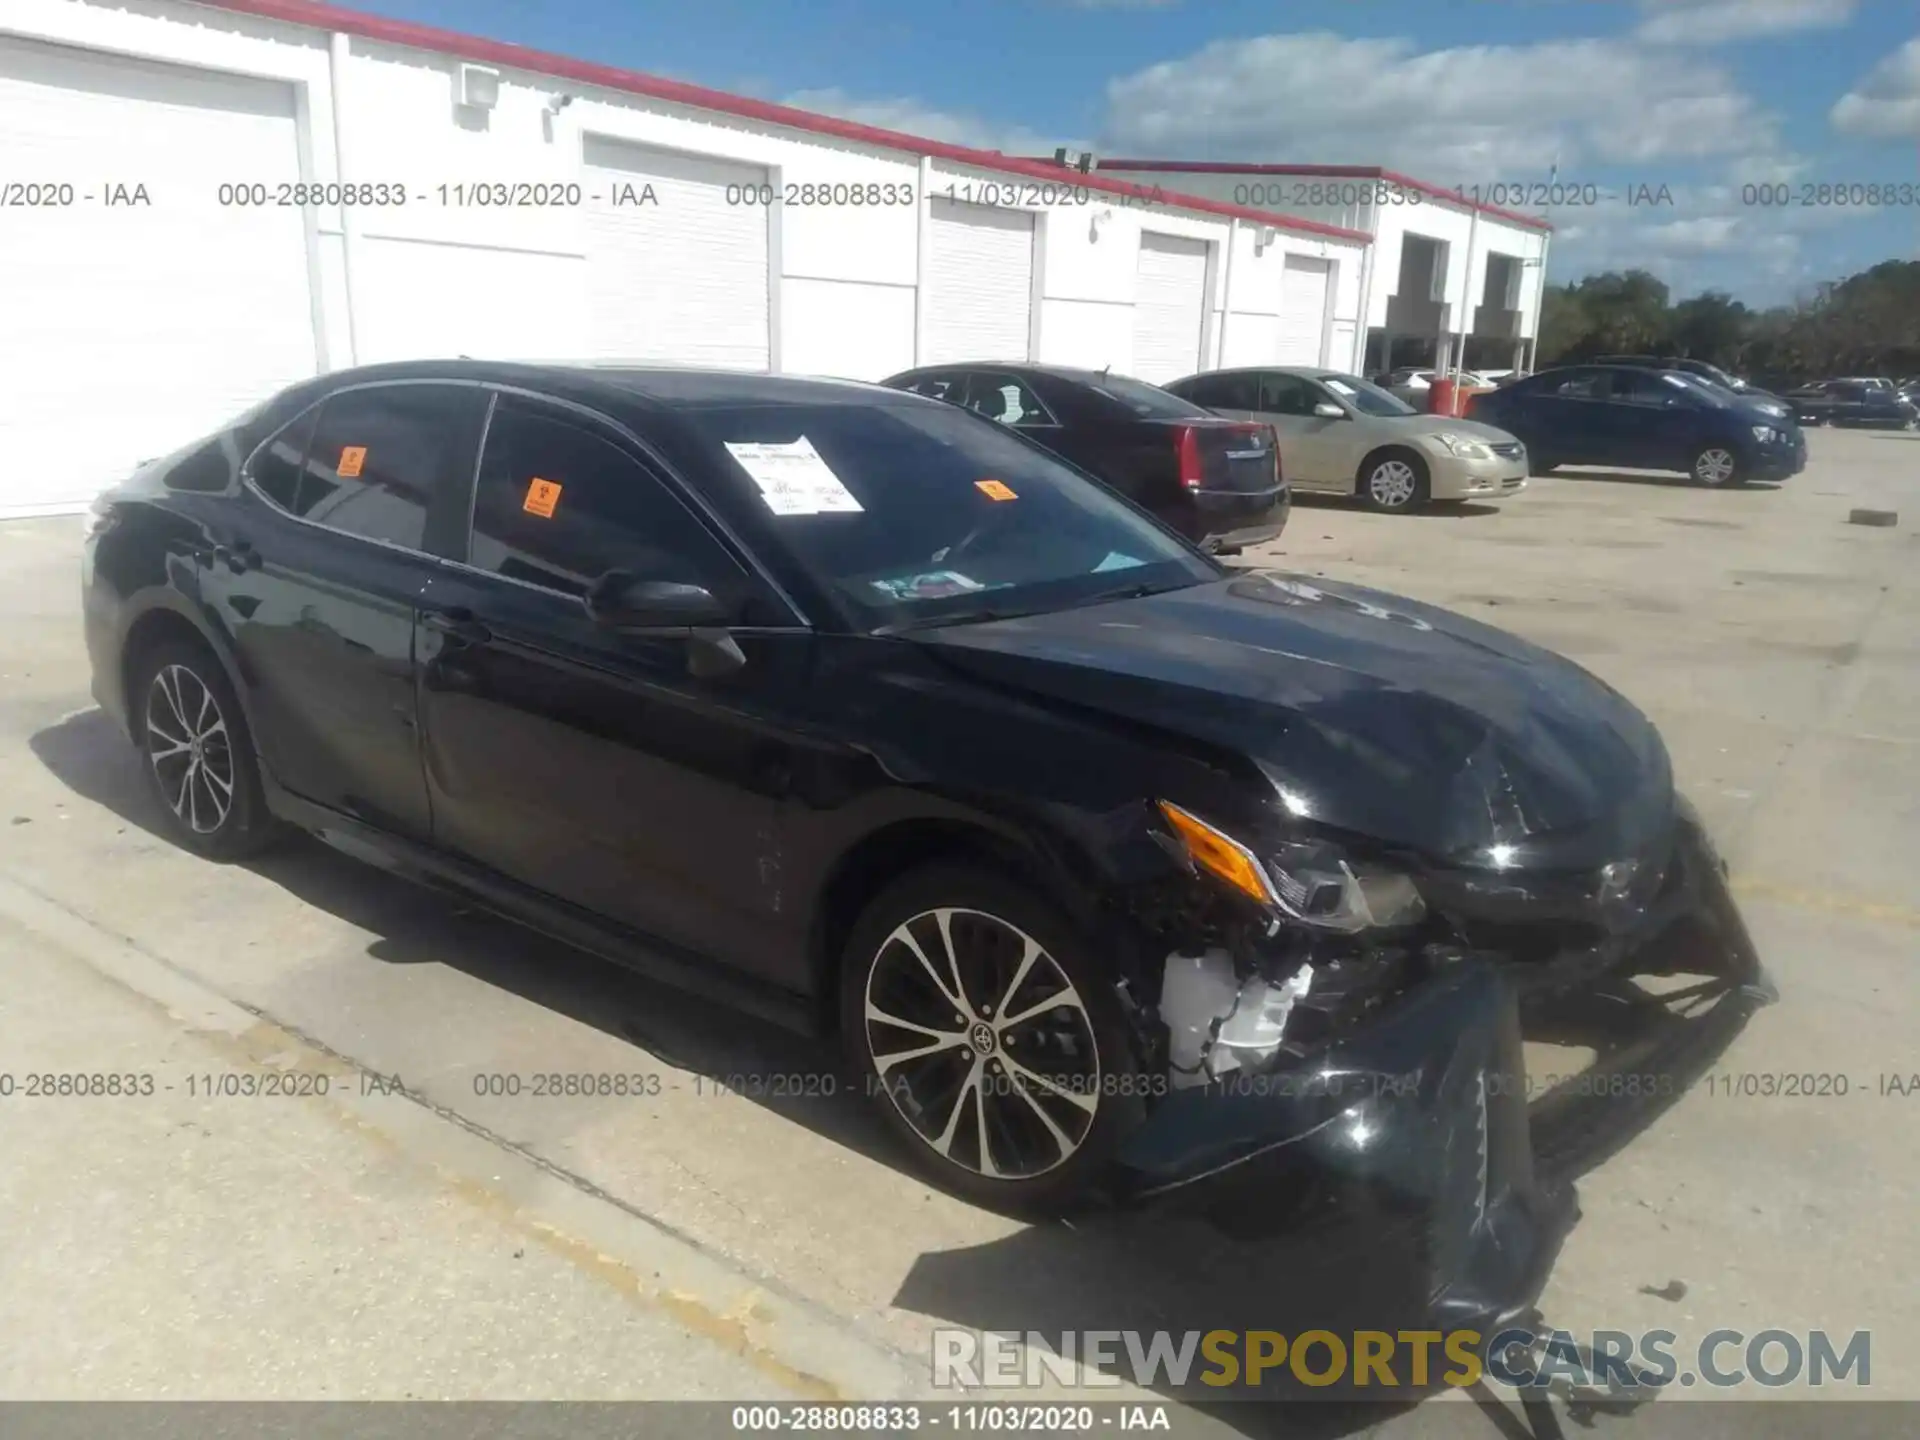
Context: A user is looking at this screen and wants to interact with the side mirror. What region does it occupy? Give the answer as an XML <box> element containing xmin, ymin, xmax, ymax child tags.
<box><xmin>1312</xmin><ymin>402</ymin><xmax>1347</xmax><ymax>420</ymax></box>
<box><xmin>585</xmin><ymin>573</ymin><xmax>730</xmax><ymax>630</ymax></box>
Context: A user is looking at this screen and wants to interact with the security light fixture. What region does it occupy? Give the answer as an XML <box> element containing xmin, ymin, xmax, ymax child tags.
<box><xmin>458</xmin><ymin>63</ymin><xmax>501</xmax><ymax>110</ymax></box>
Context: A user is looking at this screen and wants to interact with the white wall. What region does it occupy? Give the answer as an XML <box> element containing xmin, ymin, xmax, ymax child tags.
<box><xmin>1100</xmin><ymin>167</ymin><xmax>1547</xmax><ymax>351</ymax></box>
<box><xmin>5</xmin><ymin>0</ymin><xmax>1374</xmax><ymax>408</ymax></box>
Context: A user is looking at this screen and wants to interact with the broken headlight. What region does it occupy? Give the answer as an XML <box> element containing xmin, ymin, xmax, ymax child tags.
<box><xmin>1158</xmin><ymin>802</ymin><xmax>1426</xmax><ymax>933</ymax></box>
<box><xmin>1265</xmin><ymin>839</ymin><xmax>1426</xmax><ymax>934</ymax></box>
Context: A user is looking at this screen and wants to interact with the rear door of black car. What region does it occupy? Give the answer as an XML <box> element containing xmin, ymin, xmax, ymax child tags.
<box><xmin>227</xmin><ymin>380</ymin><xmax>486</xmax><ymax>840</ymax></box>
<box><xmin>412</xmin><ymin>388</ymin><xmax>814</xmax><ymax>988</ymax></box>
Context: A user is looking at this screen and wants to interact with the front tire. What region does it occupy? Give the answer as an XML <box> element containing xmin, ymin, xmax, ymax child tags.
<box><xmin>1358</xmin><ymin>450</ymin><xmax>1431</xmax><ymax>512</ymax></box>
<box><xmin>133</xmin><ymin>638</ymin><xmax>276</xmax><ymax>860</ymax></box>
<box><xmin>839</xmin><ymin>864</ymin><xmax>1143</xmax><ymax>1214</ymax></box>
<box><xmin>1690</xmin><ymin>444</ymin><xmax>1745</xmax><ymax>487</ymax></box>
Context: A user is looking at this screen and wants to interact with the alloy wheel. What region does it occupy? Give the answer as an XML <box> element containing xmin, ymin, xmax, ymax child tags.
<box><xmin>862</xmin><ymin>907</ymin><xmax>1099</xmax><ymax>1180</ymax></box>
<box><xmin>1694</xmin><ymin>448</ymin><xmax>1737</xmax><ymax>485</ymax></box>
<box><xmin>1367</xmin><ymin>460</ymin><xmax>1419</xmax><ymax>509</ymax></box>
<box><xmin>145</xmin><ymin>663</ymin><xmax>235</xmax><ymax>835</ymax></box>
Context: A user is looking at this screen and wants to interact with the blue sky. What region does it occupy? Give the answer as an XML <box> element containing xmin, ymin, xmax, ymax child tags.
<box><xmin>349</xmin><ymin>0</ymin><xmax>1917</xmax><ymax>306</ymax></box>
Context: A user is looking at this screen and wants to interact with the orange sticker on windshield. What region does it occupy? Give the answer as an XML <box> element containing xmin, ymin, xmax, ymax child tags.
<box><xmin>523</xmin><ymin>477</ymin><xmax>563</xmax><ymax>517</ymax></box>
<box><xmin>336</xmin><ymin>445</ymin><xmax>367</xmax><ymax>478</ymax></box>
<box><xmin>975</xmin><ymin>479</ymin><xmax>1018</xmax><ymax>501</ymax></box>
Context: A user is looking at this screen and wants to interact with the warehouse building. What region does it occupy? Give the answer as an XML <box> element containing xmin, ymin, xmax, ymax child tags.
<box><xmin>1090</xmin><ymin>162</ymin><xmax>1553</xmax><ymax>381</ymax></box>
<box><xmin>0</xmin><ymin>0</ymin><xmax>1372</xmax><ymax>518</ymax></box>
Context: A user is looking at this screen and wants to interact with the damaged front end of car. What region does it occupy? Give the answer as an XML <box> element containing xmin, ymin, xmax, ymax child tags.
<box><xmin>1098</xmin><ymin>786</ymin><xmax>1776</xmax><ymax>1337</ymax></box>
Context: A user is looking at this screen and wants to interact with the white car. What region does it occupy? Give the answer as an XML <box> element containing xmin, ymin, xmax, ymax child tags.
<box><xmin>1373</xmin><ymin>367</ymin><xmax>1494</xmax><ymax>406</ymax></box>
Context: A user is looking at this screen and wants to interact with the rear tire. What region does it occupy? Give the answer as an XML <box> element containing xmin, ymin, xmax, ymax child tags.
<box><xmin>132</xmin><ymin>638</ymin><xmax>277</xmax><ymax>861</ymax></box>
<box><xmin>1358</xmin><ymin>450</ymin><xmax>1431</xmax><ymax>512</ymax></box>
<box><xmin>839</xmin><ymin>863</ymin><xmax>1143</xmax><ymax>1215</ymax></box>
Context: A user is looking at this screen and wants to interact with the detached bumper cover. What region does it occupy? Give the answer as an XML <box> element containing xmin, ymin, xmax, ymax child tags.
<box><xmin>1113</xmin><ymin>960</ymin><xmax>1577</xmax><ymax>1336</ymax></box>
<box><xmin>1107</xmin><ymin>820</ymin><xmax>1774</xmax><ymax>1338</ymax></box>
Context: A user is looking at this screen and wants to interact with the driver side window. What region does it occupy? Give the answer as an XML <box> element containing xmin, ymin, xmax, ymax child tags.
<box><xmin>1258</xmin><ymin>375</ymin><xmax>1322</xmax><ymax>416</ymax></box>
<box><xmin>467</xmin><ymin>395</ymin><xmax>751</xmax><ymax>612</ymax></box>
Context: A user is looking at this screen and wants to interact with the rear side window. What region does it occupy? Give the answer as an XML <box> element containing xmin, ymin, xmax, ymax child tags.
<box><xmin>965</xmin><ymin>374</ymin><xmax>1057</xmax><ymax>428</ymax></box>
<box><xmin>1082</xmin><ymin>373</ymin><xmax>1209</xmax><ymax>420</ymax></box>
<box><xmin>899</xmin><ymin>373</ymin><xmax>968</xmax><ymax>404</ymax></box>
<box><xmin>294</xmin><ymin>385</ymin><xmax>475</xmax><ymax>550</ymax></box>
<box><xmin>1186</xmin><ymin>373</ymin><xmax>1259</xmax><ymax>409</ymax></box>
<box><xmin>249</xmin><ymin>406</ymin><xmax>319</xmax><ymax>511</ymax></box>
<box><xmin>1545</xmin><ymin>371</ymin><xmax>1606</xmax><ymax>398</ymax></box>
<box><xmin>467</xmin><ymin>395</ymin><xmax>751</xmax><ymax>609</ymax></box>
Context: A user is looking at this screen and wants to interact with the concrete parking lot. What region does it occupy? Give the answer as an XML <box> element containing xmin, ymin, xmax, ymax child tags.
<box><xmin>2</xmin><ymin>430</ymin><xmax>1916</xmax><ymax>1433</ymax></box>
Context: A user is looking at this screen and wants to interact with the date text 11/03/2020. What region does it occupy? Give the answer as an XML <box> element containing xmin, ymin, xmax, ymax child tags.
<box><xmin>6</xmin><ymin>1069</ymin><xmax>1916</xmax><ymax>1101</ymax></box>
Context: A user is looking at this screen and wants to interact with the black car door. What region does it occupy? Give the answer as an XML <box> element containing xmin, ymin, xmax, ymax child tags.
<box><xmin>217</xmin><ymin>381</ymin><xmax>485</xmax><ymax>840</ymax></box>
<box><xmin>412</xmin><ymin>389</ymin><xmax>813</xmax><ymax>988</ymax></box>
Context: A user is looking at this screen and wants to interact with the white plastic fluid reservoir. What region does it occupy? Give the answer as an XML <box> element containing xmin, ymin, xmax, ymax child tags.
<box><xmin>1160</xmin><ymin>949</ymin><xmax>1240</xmax><ymax>1089</ymax></box>
<box><xmin>1214</xmin><ymin>964</ymin><xmax>1313</xmax><ymax>1069</ymax></box>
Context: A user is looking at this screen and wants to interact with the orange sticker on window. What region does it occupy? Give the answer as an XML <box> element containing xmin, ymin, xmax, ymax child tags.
<box><xmin>975</xmin><ymin>479</ymin><xmax>1018</xmax><ymax>501</ymax></box>
<box><xmin>523</xmin><ymin>477</ymin><xmax>563</xmax><ymax>518</ymax></box>
<box><xmin>337</xmin><ymin>445</ymin><xmax>367</xmax><ymax>478</ymax></box>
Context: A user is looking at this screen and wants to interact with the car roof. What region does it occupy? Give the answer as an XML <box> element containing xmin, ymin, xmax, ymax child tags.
<box><xmin>891</xmin><ymin>362</ymin><xmax>1156</xmax><ymax>388</ymax></box>
<box><xmin>1179</xmin><ymin>365</ymin><xmax>1346</xmax><ymax>381</ymax></box>
<box><xmin>304</xmin><ymin>359</ymin><xmax>922</xmax><ymax>413</ymax></box>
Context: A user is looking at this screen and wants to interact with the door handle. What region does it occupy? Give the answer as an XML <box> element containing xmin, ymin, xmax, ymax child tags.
<box><xmin>423</xmin><ymin>608</ymin><xmax>493</xmax><ymax>646</ymax></box>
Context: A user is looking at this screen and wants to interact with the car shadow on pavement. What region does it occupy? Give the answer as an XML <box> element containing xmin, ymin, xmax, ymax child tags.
<box><xmin>1550</xmin><ymin>469</ymin><xmax>1785</xmax><ymax>491</ymax></box>
<box><xmin>1284</xmin><ymin>494</ymin><xmax>1505</xmax><ymax>519</ymax></box>
<box><xmin>29</xmin><ymin>707</ymin><xmax>1712</xmax><ymax>1440</ymax></box>
<box><xmin>27</xmin><ymin>706</ymin><xmax>904</xmax><ymax>1175</ymax></box>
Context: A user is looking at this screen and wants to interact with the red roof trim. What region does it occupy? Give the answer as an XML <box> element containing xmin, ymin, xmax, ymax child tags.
<box><xmin>1088</xmin><ymin>158</ymin><xmax>1554</xmax><ymax>232</ymax></box>
<box><xmin>186</xmin><ymin>0</ymin><xmax>1371</xmax><ymax>244</ymax></box>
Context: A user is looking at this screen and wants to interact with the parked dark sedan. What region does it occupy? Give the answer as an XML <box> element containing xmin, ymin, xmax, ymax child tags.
<box><xmin>84</xmin><ymin>361</ymin><xmax>1772</xmax><ymax>1334</ymax></box>
<box><xmin>880</xmin><ymin>363</ymin><xmax>1287</xmax><ymax>552</ymax></box>
<box><xmin>1593</xmin><ymin>355</ymin><xmax>1791</xmax><ymax>419</ymax></box>
<box><xmin>1470</xmin><ymin>364</ymin><xmax>1806</xmax><ymax>485</ymax></box>
<box><xmin>1783</xmin><ymin>379</ymin><xmax>1919</xmax><ymax>429</ymax></box>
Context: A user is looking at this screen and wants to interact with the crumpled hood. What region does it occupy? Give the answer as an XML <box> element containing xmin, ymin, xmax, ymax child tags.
<box><xmin>916</xmin><ymin>570</ymin><xmax>1674</xmax><ymax>868</ymax></box>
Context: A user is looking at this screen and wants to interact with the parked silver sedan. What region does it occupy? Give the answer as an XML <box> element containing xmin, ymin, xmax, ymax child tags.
<box><xmin>1166</xmin><ymin>366</ymin><xmax>1531</xmax><ymax>513</ymax></box>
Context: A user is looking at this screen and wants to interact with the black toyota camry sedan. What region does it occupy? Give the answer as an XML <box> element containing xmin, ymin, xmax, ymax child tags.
<box><xmin>84</xmin><ymin>362</ymin><xmax>1771</xmax><ymax>1330</ymax></box>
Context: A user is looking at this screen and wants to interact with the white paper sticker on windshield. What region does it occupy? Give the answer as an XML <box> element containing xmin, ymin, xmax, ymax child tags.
<box><xmin>724</xmin><ymin>437</ymin><xmax>864</xmax><ymax>516</ymax></box>
<box><xmin>1323</xmin><ymin>379</ymin><xmax>1358</xmax><ymax>397</ymax></box>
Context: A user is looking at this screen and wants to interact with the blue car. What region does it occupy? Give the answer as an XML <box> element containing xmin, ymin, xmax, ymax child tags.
<box><xmin>1471</xmin><ymin>364</ymin><xmax>1807</xmax><ymax>487</ymax></box>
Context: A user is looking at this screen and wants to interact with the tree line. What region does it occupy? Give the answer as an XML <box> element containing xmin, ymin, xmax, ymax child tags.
<box><xmin>1537</xmin><ymin>259</ymin><xmax>1920</xmax><ymax>387</ymax></box>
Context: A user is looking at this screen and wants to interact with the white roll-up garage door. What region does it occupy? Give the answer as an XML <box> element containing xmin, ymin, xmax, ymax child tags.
<box><xmin>584</xmin><ymin>139</ymin><xmax>771</xmax><ymax>370</ymax></box>
<box><xmin>1277</xmin><ymin>256</ymin><xmax>1333</xmax><ymax>367</ymax></box>
<box><xmin>924</xmin><ymin>200</ymin><xmax>1034</xmax><ymax>365</ymax></box>
<box><xmin>0</xmin><ymin>37</ymin><xmax>317</xmax><ymax>518</ymax></box>
<box><xmin>1131</xmin><ymin>233</ymin><xmax>1209</xmax><ymax>383</ymax></box>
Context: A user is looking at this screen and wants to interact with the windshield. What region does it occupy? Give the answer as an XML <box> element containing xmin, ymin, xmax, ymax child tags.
<box><xmin>1321</xmin><ymin>373</ymin><xmax>1419</xmax><ymax>418</ymax></box>
<box><xmin>688</xmin><ymin>401</ymin><xmax>1218</xmax><ymax>631</ymax></box>
<box><xmin>1078</xmin><ymin>373</ymin><xmax>1210</xmax><ymax>420</ymax></box>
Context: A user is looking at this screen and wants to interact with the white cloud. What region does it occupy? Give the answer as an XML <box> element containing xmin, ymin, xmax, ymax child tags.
<box><xmin>779</xmin><ymin>88</ymin><xmax>1080</xmax><ymax>155</ymax></box>
<box><xmin>1830</xmin><ymin>37</ymin><xmax>1920</xmax><ymax>138</ymax></box>
<box><xmin>1633</xmin><ymin>0</ymin><xmax>1857</xmax><ymax>47</ymax></box>
<box><xmin>1099</xmin><ymin>33</ymin><xmax>1781</xmax><ymax>176</ymax></box>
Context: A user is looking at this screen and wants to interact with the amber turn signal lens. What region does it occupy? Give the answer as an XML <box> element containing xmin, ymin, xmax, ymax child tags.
<box><xmin>1157</xmin><ymin>800</ymin><xmax>1276</xmax><ymax>905</ymax></box>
